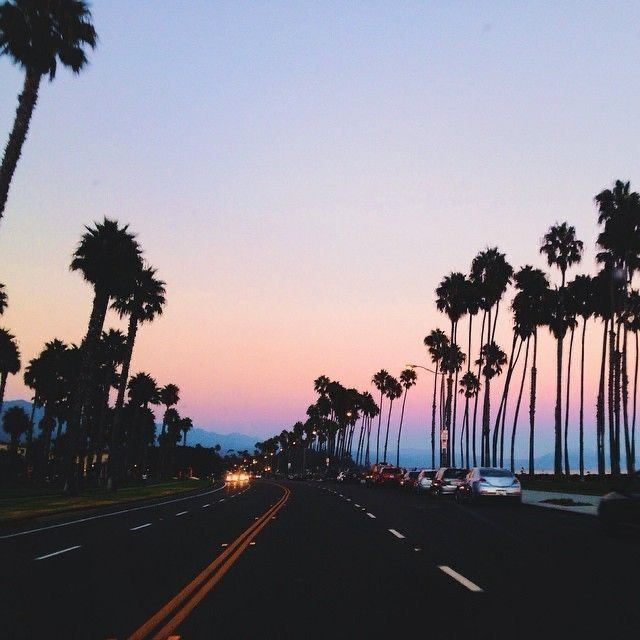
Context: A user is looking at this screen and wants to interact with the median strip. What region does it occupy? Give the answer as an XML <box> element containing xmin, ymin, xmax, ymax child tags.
<box><xmin>35</xmin><ymin>545</ymin><xmax>81</xmax><ymax>561</ymax></box>
<box><xmin>128</xmin><ymin>483</ymin><xmax>290</xmax><ymax>640</ymax></box>
<box><xmin>438</xmin><ymin>566</ymin><xmax>484</xmax><ymax>592</ymax></box>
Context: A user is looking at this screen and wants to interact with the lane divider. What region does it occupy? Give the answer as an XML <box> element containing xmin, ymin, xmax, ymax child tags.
<box><xmin>438</xmin><ymin>565</ymin><xmax>484</xmax><ymax>592</ymax></box>
<box><xmin>35</xmin><ymin>545</ymin><xmax>81</xmax><ymax>561</ymax></box>
<box><xmin>127</xmin><ymin>483</ymin><xmax>290</xmax><ymax>640</ymax></box>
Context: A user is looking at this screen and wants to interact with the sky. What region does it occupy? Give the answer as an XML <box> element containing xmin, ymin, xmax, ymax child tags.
<box><xmin>1</xmin><ymin>1</ymin><xmax>640</xmax><ymax>459</ymax></box>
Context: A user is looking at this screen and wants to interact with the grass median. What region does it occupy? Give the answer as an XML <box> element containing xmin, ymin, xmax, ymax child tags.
<box><xmin>0</xmin><ymin>479</ymin><xmax>212</xmax><ymax>523</ymax></box>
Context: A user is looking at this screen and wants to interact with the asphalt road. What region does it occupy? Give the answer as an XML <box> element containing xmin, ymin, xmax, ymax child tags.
<box><xmin>1</xmin><ymin>479</ymin><xmax>639</xmax><ymax>639</ymax></box>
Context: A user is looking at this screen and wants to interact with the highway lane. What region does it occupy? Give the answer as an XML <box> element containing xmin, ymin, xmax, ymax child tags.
<box><xmin>0</xmin><ymin>481</ymin><xmax>282</xmax><ymax>639</ymax></box>
<box><xmin>2</xmin><ymin>478</ymin><xmax>639</xmax><ymax>638</ymax></box>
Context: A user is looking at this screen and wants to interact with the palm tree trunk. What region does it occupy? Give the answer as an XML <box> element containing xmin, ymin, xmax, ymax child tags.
<box><xmin>622</xmin><ymin>327</ymin><xmax>634</xmax><ymax>473</ymax></box>
<box><xmin>563</xmin><ymin>326</ymin><xmax>575</xmax><ymax>476</ymax></box>
<box><xmin>554</xmin><ymin>335</ymin><xmax>563</xmax><ymax>477</ymax></box>
<box><xmin>607</xmin><ymin>321</ymin><xmax>618</xmax><ymax>475</ymax></box>
<box><xmin>511</xmin><ymin>336</ymin><xmax>530</xmax><ymax>472</ymax></box>
<box><xmin>0</xmin><ymin>371</ymin><xmax>7</xmax><ymax>417</ymax></box>
<box><xmin>633</xmin><ymin>330</ymin><xmax>638</xmax><ymax>465</ymax></box>
<box><xmin>0</xmin><ymin>69</ymin><xmax>42</xmax><ymax>220</ymax></box>
<box><xmin>579</xmin><ymin>317</ymin><xmax>587</xmax><ymax>478</ymax></box>
<box><xmin>472</xmin><ymin>312</ymin><xmax>487</xmax><ymax>466</ymax></box>
<box><xmin>500</xmin><ymin>338</ymin><xmax>523</xmax><ymax>468</ymax></box>
<box><xmin>529</xmin><ymin>329</ymin><xmax>538</xmax><ymax>476</ymax></box>
<box><xmin>452</xmin><ymin>366</ymin><xmax>460</xmax><ymax>467</ymax></box>
<box><xmin>383</xmin><ymin>399</ymin><xmax>394</xmax><ymax>462</ymax></box>
<box><xmin>365</xmin><ymin>418</ymin><xmax>371</xmax><ymax>467</ymax></box>
<box><xmin>396</xmin><ymin>388</ymin><xmax>409</xmax><ymax>468</ymax></box>
<box><xmin>108</xmin><ymin>312</ymin><xmax>139</xmax><ymax>490</ymax></box>
<box><xmin>431</xmin><ymin>365</ymin><xmax>438</xmax><ymax>469</ymax></box>
<box><xmin>596</xmin><ymin>320</ymin><xmax>608</xmax><ymax>476</ymax></box>
<box><xmin>493</xmin><ymin>334</ymin><xmax>517</xmax><ymax>466</ymax></box>
<box><xmin>26</xmin><ymin>398</ymin><xmax>37</xmax><ymax>460</ymax></box>
<box><xmin>375</xmin><ymin>391</ymin><xmax>384</xmax><ymax>464</ymax></box>
<box><xmin>613</xmin><ymin>323</ymin><xmax>622</xmax><ymax>475</ymax></box>
<box><xmin>482</xmin><ymin>377</ymin><xmax>491</xmax><ymax>466</ymax></box>
<box><xmin>64</xmin><ymin>288</ymin><xmax>110</xmax><ymax>494</ymax></box>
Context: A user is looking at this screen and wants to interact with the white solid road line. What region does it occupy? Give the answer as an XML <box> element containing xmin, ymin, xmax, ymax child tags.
<box><xmin>176</xmin><ymin>511</ymin><xmax>188</xmax><ymax>516</ymax></box>
<box><xmin>438</xmin><ymin>566</ymin><xmax>484</xmax><ymax>592</ymax></box>
<box><xmin>35</xmin><ymin>545</ymin><xmax>81</xmax><ymax>561</ymax></box>
<box><xmin>130</xmin><ymin>523</ymin><xmax>152</xmax><ymax>531</ymax></box>
<box><xmin>0</xmin><ymin>483</ymin><xmax>228</xmax><ymax>541</ymax></box>
<box><xmin>367</xmin><ymin>512</ymin><xmax>376</xmax><ymax>519</ymax></box>
<box><xmin>389</xmin><ymin>529</ymin><xmax>405</xmax><ymax>539</ymax></box>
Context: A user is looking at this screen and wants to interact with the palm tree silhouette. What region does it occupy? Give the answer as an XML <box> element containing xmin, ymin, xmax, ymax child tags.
<box><xmin>396</xmin><ymin>368</ymin><xmax>417</xmax><ymax>467</ymax></box>
<box><xmin>66</xmin><ymin>218</ymin><xmax>142</xmax><ymax>494</ymax></box>
<box><xmin>477</xmin><ymin>341</ymin><xmax>507</xmax><ymax>465</ymax></box>
<box><xmin>0</xmin><ymin>328</ymin><xmax>20</xmax><ymax>415</ymax></box>
<box><xmin>424</xmin><ymin>329</ymin><xmax>448</xmax><ymax>468</ymax></box>
<box><xmin>458</xmin><ymin>371</ymin><xmax>480</xmax><ymax>468</ymax></box>
<box><xmin>382</xmin><ymin>376</ymin><xmax>402</xmax><ymax>464</ymax></box>
<box><xmin>2</xmin><ymin>404</ymin><xmax>29</xmax><ymax>451</ymax></box>
<box><xmin>440</xmin><ymin>343</ymin><xmax>465</xmax><ymax>465</ymax></box>
<box><xmin>371</xmin><ymin>369</ymin><xmax>389</xmax><ymax>463</ymax></box>
<box><xmin>0</xmin><ymin>0</ymin><xmax>97</xmax><ymax>220</ymax></box>
<box><xmin>180</xmin><ymin>417</ymin><xmax>193</xmax><ymax>447</ymax></box>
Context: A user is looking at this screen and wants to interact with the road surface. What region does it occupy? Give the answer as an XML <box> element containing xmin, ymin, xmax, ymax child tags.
<box><xmin>1</xmin><ymin>479</ymin><xmax>638</xmax><ymax>638</ymax></box>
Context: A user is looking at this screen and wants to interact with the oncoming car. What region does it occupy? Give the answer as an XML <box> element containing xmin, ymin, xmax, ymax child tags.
<box><xmin>226</xmin><ymin>471</ymin><xmax>250</xmax><ymax>483</ymax></box>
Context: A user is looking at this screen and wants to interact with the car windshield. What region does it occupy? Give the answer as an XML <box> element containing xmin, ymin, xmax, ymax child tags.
<box><xmin>408</xmin><ymin>472</ymin><xmax>419</xmax><ymax>478</ymax></box>
<box><xmin>422</xmin><ymin>471</ymin><xmax>436</xmax><ymax>478</ymax></box>
<box><xmin>480</xmin><ymin>468</ymin><xmax>513</xmax><ymax>478</ymax></box>
<box><xmin>384</xmin><ymin>467</ymin><xmax>400</xmax><ymax>473</ymax></box>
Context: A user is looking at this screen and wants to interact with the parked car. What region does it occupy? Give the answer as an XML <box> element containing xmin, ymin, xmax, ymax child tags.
<box><xmin>365</xmin><ymin>462</ymin><xmax>391</xmax><ymax>486</ymax></box>
<box><xmin>598</xmin><ymin>471</ymin><xmax>640</xmax><ymax>534</ymax></box>
<box><xmin>455</xmin><ymin>467</ymin><xmax>521</xmax><ymax>504</ymax></box>
<box><xmin>376</xmin><ymin>466</ymin><xmax>404</xmax><ymax>486</ymax></box>
<box><xmin>400</xmin><ymin>470</ymin><xmax>420</xmax><ymax>490</ymax></box>
<box><xmin>430</xmin><ymin>467</ymin><xmax>469</xmax><ymax>497</ymax></box>
<box><xmin>415</xmin><ymin>469</ymin><xmax>437</xmax><ymax>492</ymax></box>
<box><xmin>337</xmin><ymin>470</ymin><xmax>365</xmax><ymax>484</ymax></box>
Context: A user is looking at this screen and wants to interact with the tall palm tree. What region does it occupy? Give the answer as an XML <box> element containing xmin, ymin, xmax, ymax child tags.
<box><xmin>0</xmin><ymin>327</ymin><xmax>20</xmax><ymax>415</ymax></box>
<box><xmin>2</xmin><ymin>404</ymin><xmax>28</xmax><ymax>451</ymax></box>
<box><xmin>512</xmin><ymin>265</ymin><xmax>549</xmax><ymax>475</ymax></box>
<box><xmin>458</xmin><ymin>370</ymin><xmax>480</xmax><ymax>468</ymax></box>
<box><xmin>382</xmin><ymin>376</ymin><xmax>402</xmax><ymax>463</ymax></box>
<box><xmin>126</xmin><ymin>372</ymin><xmax>159</xmax><ymax>473</ymax></box>
<box><xmin>159</xmin><ymin>383</ymin><xmax>180</xmax><ymax>436</ymax></box>
<box><xmin>440</xmin><ymin>343</ymin><xmax>465</xmax><ymax>465</ymax></box>
<box><xmin>371</xmin><ymin>369</ymin><xmax>389</xmax><ymax>463</ymax></box>
<box><xmin>395</xmin><ymin>368</ymin><xmax>417</xmax><ymax>467</ymax></box>
<box><xmin>424</xmin><ymin>329</ymin><xmax>448</xmax><ymax>468</ymax></box>
<box><xmin>625</xmin><ymin>290</ymin><xmax>640</xmax><ymax>467</ymax></box>
<box><xmin>0</xmin><ymin>282</ymin><xmax>7</xmax><ymax>314</ymax></box>
<box><xmin>569</xmin><ymin>275</ymin><xmax>593</xmax><ymax>478</ymax></box>
<box><xmin>477</xmin><ymin>341</ymin><xmax>507</xmax><ymax>465</ymax></box>
<box><xmin>540</xmin><ymin>222</ymin><xmax>584</xmax><ymax>289</ymax></box>
<box><xmin>0</xmin><ymin>0</ymin><xmax>97</xmax><ymax>220</ymax></box>
<box><xmin>108</xmin><ymin>265</ymin><xmax>164</xmax><ymax>487</ymax></box>
<box><xmin>66</xmin><ymin>218</ymin><xmax>142</xmax><ymax>493</ymax></box>
<box><xmin>436</xmin><ymin>273</ymin><xmax>468</xmax><ymax>461</ymax></box>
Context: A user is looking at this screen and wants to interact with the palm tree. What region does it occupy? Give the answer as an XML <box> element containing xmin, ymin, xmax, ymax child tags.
<box><xmin>477</xmin><ymin>341</ymin><xmax>507</xmax><ymax>465</ymax></box>
<box><xmin>395</xmin><ymin>368</ymin><xmax>417</xmax><ymax>467</ymax></box>
<box><xmin>424</xmin><ymin>329</ymin><xmax>448</xmax><ymax>467</ymax></box>
<box><xmin>382</xmin><ymin>376</ymin><xmax>402</xmax><ymax>463</ymax></box>
<box><xmin>67</xmin><ymin>218</ymin><xmax>142</xmax><ymax>493</ymax></box>
<box><xmin>540</xmin><ymin>222</ymin><xmax>584</xmax><ymax>289</ymax></box>
<box><xmin>126</xmin><ymin>372</ymin><xmax>159</xmax><ymax>473</ymax></box>
<box><xmin>371</xmin><ymin>369</ymin><xmax>389</xmax><ymax>463</ymax></box>
<box><xmin>0</xmin><ymin>0</ymin><xmax>97</xmax><ymax>220</ymax></box>
<box><xmin>440</xmin><ymin>343</ymin><xmax>465</xmax><ymax>465</ymax></box>
<box><xmin>159</xmin><ymin>384</ymin><xmax>180</xmax><ymax>436</ymax></box>
<box><xmin>0</xmin><ymin>282</ymin><xmax>7</xmax><ymax>314</ymax></box>
<box><xmin>2</xmin><ymin>404</ymin><xmax>28</xmax><ymax>451</ymax></box>
<box><xmin>625</xmin><ymin>290</ymin><xmax>640</xmax><ymax>468</ymax></box>
<box><xmin>0</xmin><ymin>327</ymin><xmax>20</xmax><ymax>415</ymax></box>
<box><xmin>109</xmin><ymin>265</ymin><xmax>165</xmax><ymax>486</ymax></box>
<box><xmin>436</xmin><ymin>272</ymin><xmax>468</xmax><ymax>462</ymax></box>
<box><xmin>458</xmin><ymin>370</ymin><xmax>480</xmax><ymax>468</ymax></box>
<box><xmin>180</xmin><ymin>417</ymin><xmax>193</xmax><ymax>447</ymax></box>
<box><xmin>360</xmin><ymin>391</ymin><xmax>378</xmax><ymax>467</ymax></box>
<box><xmin>568</xmin><ymin>275</ymin><xmax>593</xmax><ymax>478</ymax></box>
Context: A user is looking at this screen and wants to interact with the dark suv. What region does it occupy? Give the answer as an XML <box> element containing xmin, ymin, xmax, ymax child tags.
<box><xmin>430</xmin><ymin>467</ymin><xmax>469</xmax><ymax>497</ymax></box>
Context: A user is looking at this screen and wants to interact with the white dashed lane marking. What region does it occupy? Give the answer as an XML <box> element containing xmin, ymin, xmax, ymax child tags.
<box><xmin>438</xmin><ymin>566</ymin><xmax>484</xmax><ymax>592</ymax></box>
<box><xmin>367</xmin><ymin>513</ymin><xmax>376</xmax><ymax>519</ymax></box>
<box><xmin>389</xmin><ymin>529</ymin><xmax>405</xmax><ymax>539</ymax></box>
<box><xmin>35</xmin><ymin>545</ymin><xmax>81</xmax><ymax>561</ymax></box>
<box><xmin>176</xmin><ymin>511</ymin><xmax>188</xmax><ymax>517</ymax></box>
<box><xmin>130</xmin><ymin>523</ymin><xmax>152</xmax><ymax>531</ymax></box>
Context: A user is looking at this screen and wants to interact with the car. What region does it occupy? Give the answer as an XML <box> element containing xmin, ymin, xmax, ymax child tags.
<box><xmin>376</xmin><ymin>465</ymin><xmax>404</xmax><ymax>486</ymax></box>
<box><xmin>455</xmin><ymin>467</ymin><xmax>521</xmax><ymax>504</ymax></box>
<box><xmin>430</xmin><ymin>467</ymin><xmax>469</xmax><ymax>497</ymax></box>
<box><xmin>365</xmin><ymin>462</ymin><xmax>391</xmax><ymax>486</ymax></box>
<box><xmin>598</xmin><ymin>471</ymin><xmax>640</xmax><ymax>534</ymax></box>
<box><xmin>337</xmin><ymin>470</ymin><xmax>365</xmax><ymax>484</ymax></box>
<box><xmin>415</xmin><ymin>469</ymin><xmax>437</xmax><ymax>492</ymax></box>
<box><xmin>400</xmin><ymin>469</ymin><xmax>420</xmax><ymax>490</ymax></box>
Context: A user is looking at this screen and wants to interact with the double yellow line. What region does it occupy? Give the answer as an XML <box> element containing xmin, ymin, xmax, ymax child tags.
<box><xmin>128</xmin><ymin>483</ymin><xmax>290</xmax><ymax>640</ymax></box>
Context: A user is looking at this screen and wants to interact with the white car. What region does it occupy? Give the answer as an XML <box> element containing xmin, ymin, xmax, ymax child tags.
<box><xmin>415</xmin><ymin>469</ymin><xmax>437</xmax><ymax>492</ymax></box>
<box><xmin>456</xmin><ymin>467</ymin><xmax>521</xmax><ymax>504</ymax></box>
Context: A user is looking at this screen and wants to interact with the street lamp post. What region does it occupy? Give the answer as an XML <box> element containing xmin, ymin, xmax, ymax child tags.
<box><xmin>407</xmin><ymin>363</ymin><xmax>448</xmax><ymax>469</ymax></box>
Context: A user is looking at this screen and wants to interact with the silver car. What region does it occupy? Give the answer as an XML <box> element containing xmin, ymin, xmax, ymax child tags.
<box><xmin>415</xmin><ymin>469</ymin><xmax>437</xmax><ymax>492</ymax></box>
<box><xmin>456</xmin><ymin>467</ymin><xmax>522</xmax><ymax>504</ymax></box>
<box><xmin>430</xmin><ymin>467</ymin><xmax>469</xmax><ymax>497</ymax></box>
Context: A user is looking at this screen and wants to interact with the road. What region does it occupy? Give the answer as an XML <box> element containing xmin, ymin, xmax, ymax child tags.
<box><xmin>1</xmin><ymin>478</ymin><xmax>639</xmax><ymax>639</ymax></box>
